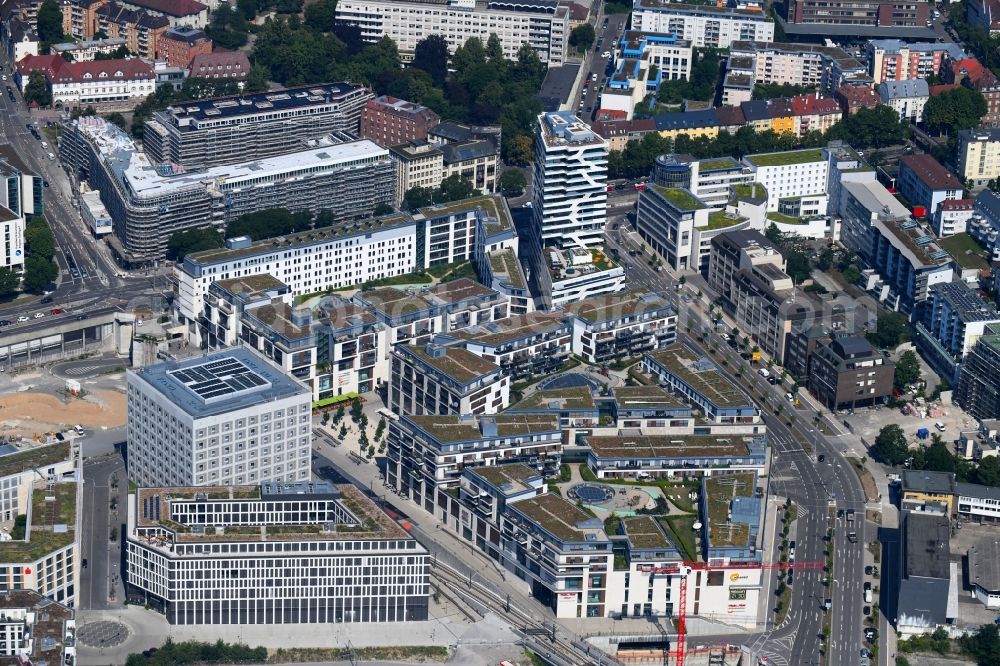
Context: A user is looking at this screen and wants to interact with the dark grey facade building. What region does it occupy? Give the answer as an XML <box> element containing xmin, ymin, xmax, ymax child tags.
<box><xmin>808</xmin><ymin>335</ymin><xmax>894</xmax><ymax>410</ymax></box>
<box><xmin>897</xmin><ymin>511</ymin><xmax>954</xmax><ymax>635</ymax></box>
<box><xmin>142</xmin><ymin>83</ymin><xmax>374</xmax><ymax>169</ymax></box>
<box><xmin>956</xmin><ymin>323</ymin><xmax>1000</xmax><ymax>420</ymax></box>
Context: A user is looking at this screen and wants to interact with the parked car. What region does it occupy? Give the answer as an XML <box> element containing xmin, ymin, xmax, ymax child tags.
<box><xmin>17</xmin><ymin>315</ymin><xmax>28</xmax><ymax>323</ymax></box>
<box><xmin>33</xmin><ymin>312</ymin><xmax>44</xmax><ymax>318</ymax></box>
<box><xmin>601</xmin><ymin>51</ymin><xmax>612</xmax><ymax>58</ymax></box>
<box><xmin>49</xmin><ymin>308</ymin><xmax>65</xmax><ymax>315</ymax></box>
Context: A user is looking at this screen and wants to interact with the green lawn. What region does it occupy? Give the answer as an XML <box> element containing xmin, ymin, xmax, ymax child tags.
<box><xmin>660</xmin><ymin>514</ymin><xmax>699</xmax><ymax>561</ymax></box>
<box><xmin>938</xmin><ymin>232</ymin><xmax>989</xmax><ymax>270</ymax></box>
<box><xmin>767</xmin><ymin>211</ymin><xmax>804</xmax><ymax>225</ymax></box>
<box><xmin>706</xmin><ymin>210</ymin><xmax>747</xmax><ymax>230</ymax></box>
<box><xmin>653</xmin><ymin>186</ymin><xmax>705</xmax><ymax>210</ymax></box>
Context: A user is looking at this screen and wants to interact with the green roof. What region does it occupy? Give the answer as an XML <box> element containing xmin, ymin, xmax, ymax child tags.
<box><xmin>938</xmin><ymin>232</ymin><xmax>989</xmax><ymax>271</ymax></box>
<box><xmin>621</xmin><ymin>515</ymin><xmax>675</xmax><ymax>550</ymax></box>
<box><xmin>706</xmin><ymin>210</ymin><xmax>748</xmax><ymax>230</ymax></box>
<box><xmin>0</xmin><ymin>442</ymin><xmax>71</xmax><ymax>480</ymax></box>
<box><xmin>652</xmin><ymin>185</ymin><xmax>706</xmax><ymax>211</ymax></box>
<box><xmin>488</xmin><ymin>248</ymin><xmax>525</xmax><ymax>290</ymax></box>
<box><xmin>510</xmin><ymin>387</ymin><xmax>597</xmax><ymax>411</ymax></box>
<box><xmin>745</xmin><ymin>149</ymin><xmax>824</xmax><ymax>167</ymax></box>
<box><xmin>704</xmin><ymin>473</ymin><xmax>755</xmax><ymax>548</ymax></box>
<box><xmin>733</xmin><ymin>182</ymin><xmax>767</xmax><ymax>202</ymax></box>
<box><xmin>766</xmin><ymin>211</ymin><xmax>805</xmax><ymax>225</ymax></box>
<box><xmin>698</xmin><ymin>157</ymin><xmax>740</xmax><ymax>171</ymax></box>
<box><xmin>5</xmin><ymin>483</ymin><xmax>77</xmax><ymax>563</ymax></box>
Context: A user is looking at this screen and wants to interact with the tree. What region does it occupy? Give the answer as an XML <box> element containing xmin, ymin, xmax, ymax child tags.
<box><xmin>569</xmin><ymin>23</ymin><xmax>596</xmax><ymax>54</ymax></box>
<box><xmin>166</xmin><ymin>227</ymin><xmax>223</xmax><ymax>260</ymax></box>
<box><xmin>871</xmin><ymin>424</ymin><xmax>909</xmax><ymax>466</ymax></box>
<box><xmin>499</xmin><ymin>169</ymin><xmax>526</xmax><ymax>196</ymax></box>
<box><xmin>843</xmin><ymin>265</ymin><xmax>861</xmax><ymax>284</ymax></box>
<box><xmin>93</xmin><ymin>45</ymin><xmax>133</xmax><ymax>60</ymax></box>
<box><xmin>36</xmin><ymin>0</ymin><xmax>64</xmax><ymax>45</ymax></box>
<box><xmin>435</xmin><ymin>174</ymin><xmax>476</xmax><ymax>203</ymax></box>
<box><xmin>373</xmin><ymin>202</ymin><xmax>394</xmax><ymax>216</ymax></box>
<box><xmin>412</xmin><ymin>35</ymin><xmax>450</xmax><ymax>87</ymax></box>
<box><xmin>975</xmin><ymin>456</ymin><xmax>1000</xmax><ymax>486</ymax></box>
<box><xmin>923</xmin><ymin>86</ymin><xmax>989</xmax><ymax>136</ymax></box>
<box><xmin>226</xmin><ymin>208</ymin><xmax>312</xmax><ymax>240</ymax></box>
<box><xmin>0</xmin><ymin>267</ymin><xmax>19</xmax><ymax>297</ymax></box>
<box><xmin>785</xmin><ymin>249</ymin><xmax>812</xmax><ymax>284</ymax></box>
<box><xmin>402</xmin><ymin>186</ymin><xmax>434</xmax><ymax>210</ymax></box>
<box><xmin>23</xmin><ymin>71</ymin><xmax>51</xmax><ymax>108</ymax></box>
<box><xmin>303</xmin><ymin>0</ymin><xmax>337</xmax><ymax>32</ymax></box>
<box><xmin>24</xmin><ymin>217</ymin><xmax>55</xmax><ymax>261</ymax></box>
<box><xmin>22</xmin><ymin>255</ymin><xmax>57</xmax><ymax>293</ymax></box>
<box><xmin>923</xmin><ymin>439</ymin><xmax>956</xmax><ymax>473</ymax></box>
<box><xmin>867</xmin><ymin>311</ymin><xmax>910</xmax><ymax>350</ymax></box>
<box><xmin>103</xmin><ymin>112</ymin><xmax>128</xmax><ymax>130</ymax></box>
<box><xmin>508</xmin><ymin>135</ymin><xmax>534</xmax><ymax>166</ymax></box>
<box><xmin>894</xmin><ymin>350</ymin><xmax>921</xmax><ymax>390</ymax></box>
<box><xmin>959</xmin><ymin>620</ymin><xmax>1000</xmax><ymax>665</ymax></box>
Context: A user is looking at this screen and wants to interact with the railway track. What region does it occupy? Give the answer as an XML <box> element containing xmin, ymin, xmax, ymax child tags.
<box><xmin>429</xmin><ymin>558</ymin><xmax>617</xmax><ymax>665</ymax></box>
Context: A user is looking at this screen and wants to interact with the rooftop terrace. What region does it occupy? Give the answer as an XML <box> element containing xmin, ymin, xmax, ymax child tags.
<box><xmin>403</xmin><ymin>344</ymin><xmax>500</xmax><ymax>384</ymax></box>
<box><xmin>704</xmin><ymin>472</ymin><xmax>756</xmax><ymax>548</ymax></box>
<box><xmin>652</xmin><ymin>185</ymin><xmax>706</xmax><ymax>211</ymax></box>
<box><xmin>404</xmin><ymin>414</ymin><xmax>560</xmax><ymax>444</ymax></box>
<box><xmin>587</xmin><ymin>434</ymin><xmax>756</xmax><ymax>460</ymax></box>
<box><xmin>488</xmin><ymin>248</ymin><xmax>526</xmax><ymax>290</ymax></box>
<box><xmin>5</xmin><ymin>482</ymin><xmax>77</xmax><ymax>563</ymax></box>
<box><xmin>563</xmin><ymin>291</ymin><xmax>674</xmax><ymax>324</ymax></box>
<box><xmin>0</xmin><ymin>442</ymin><xmax>71</xmax><ymax>480</ymax></box>
<box><xmin>467</xmin><ymin>463</ymin><xmax>541</xmax><ymax>495</ymax></box>
<box><xmin>745</xmin><ymin>149</ymin><xmax>824</xmax><ymax>167</ymax></box>
<box><xmin>621</xmin><ymin>515</ymin><xmax>676</xmax><ymax>550</ymax></box>
<box><xmin>612</xmin><ymin>385</ymin><xmax>686</xmax><ymax>409</ymax></box>
<box><xmin>454</xmin><ymin>311</ymin><xmax>568</xmax><ymax>347</ymax></box>
<box><xmin>509</xmin><ymin>387</ymin><xmax>597</xmax><ymax>411</ymax></box>
<box><xmin>509</xmin><ymin>492</ymin><xmax>607</xmax><ymax>543</ymax></box>
<box><xmin>647</xmin><ymin>344</ymin><xmax>753</xmax><ymax>409</ymax></box>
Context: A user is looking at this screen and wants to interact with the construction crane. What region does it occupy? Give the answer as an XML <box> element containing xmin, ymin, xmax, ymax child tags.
<box><xmin>638</xmin><ymin>560</ymin><xmax>825</xmax><ymax>666</ymax></box>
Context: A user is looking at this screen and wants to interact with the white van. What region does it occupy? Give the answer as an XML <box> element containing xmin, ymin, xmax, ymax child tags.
<box><xmin>758</xmin><ymin>368</ymin><xmax>770</xmax><ymax>378</ymax></box>
<box><xmin>73</xmin><ymin>425</ymin><xmax>85</xmax><ymax>436</ymax></box>
<box><xmin>934</xmin><ymin>421</ymin><xmax>946</xmax><ymax>432</ymax></box>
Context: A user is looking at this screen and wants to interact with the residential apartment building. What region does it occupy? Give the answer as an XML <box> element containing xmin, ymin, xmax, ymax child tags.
<box><xmin>643</xmin><ymin>343</ymin><xmax>761</xmax><ymax>424</ymax></box>
<box><xmin>835</xmin><ymin>83</ymin><xmax>880</xmax><ymax>115</ymax></box>
<box><xmin>16</xmin><ymin>55</ymin><xmax>155</xmax><ymax>110</ymax></box>
<box><xmin>440</xmin><ymin>138</ymin><xmax>499</xmax><ymax>195</ymax></box>
<box><xmin>453</xmin><ymin>311</ymin><xmax>571</xmax><ymax>381</ymax></box>
<box><xmin>387</xmin><ymin>413</ymin><xmax>562</xmax><ymax>506</ymax></box>
<box><xmin>957</xmin><ymin>128</ymin><xmax>1000</xmax><ymax>189</ymax></box>
<box><xmin>563</xmin><ymin>292</ymin><xmax>677</xmax><ymax>365</ymax></box>
<box><xmin>142</xmin><ymin>83</ymin><xmax>374</xmax><ymax>169</ymax></box>
<box><xmin>808</xmin><ymin>335</ymin><xmax>894</xmax><ymax>410</ymax></box>
<box><xmin>600</xmin><ymin>32</ymin><xmax>693</xmax><ymax>119</ymax></box>
<box><xmin>534</xmin><ymin>246</ymin><xmax>627</xmax><ymax>311</ymax></box>
<box><xmin>60</xmin><ymin>0</ymin><xmax>104</xmax><ymax>39</ymax></box>
<box><xmin>945</xmin><ymin>57</ymin><xmax>1000</xmax><ymax>128</ymax></box>
<box><xmin>916</xmin><ymin>281</ymin><xmax>1000</xmax><ymax>384</ymax></box>
<box><xmin>587</xmin><ymin>432</ymin><xmax>767</xmax><ymax>480</ymax></box>
<box><xmin>389</xmin><ymin>141</ymin><xmax>444</xmax><ymax>206</ymax></box>
<box><xmin>722</xmin><ymin>40</ymin><xmax>869</xmax><ymax>106</ymax></box>
<box><xmin>60</xmin><ymin>119</ymin><xmax>394</xmax><ymax>264</ymax></box>
<box><xmin>0</xmin><ymin>591</ymin><xmax>75</xmax><ymax>666</ymax></box>
<box><xmin>157</xmin><ymin>26</ymin><xmax>211</xmax><ymax>67</ymax></box>
<box><xmin>877</xmin><ymin>78</ymin><xmax>929</xmax><ymax>121</ymax></box>
<box><xmin>361</xmin><ymin>96</ymin><xmax>441</xmax><ymax>147</ymax></box>
<box><xmin>956</xmin><ymin>323</ymin><xmax>1000</xmax><ymax>419</ymax></box>
<box><xmin>125</xmin><ymin>348</ymin><xmax>313</xmax><ymax>487</ymax></box>
<box><xmin>707</xmin><ymin>229</ymin><xmax>783</xmax><ymax>301</ymax></box>
<box><xmin>188</xmin><ymin>51</ymin><xmax>250</xmax><ymax>80</ymax></box>
<box><xmin>95</xmin><ymin>2</ymin><xmax>169</xmax><ymax>60</ymax></box>
<box><xmin>897</xmin><ymin>154</ymin><xmax>964</xmax><ymax>217</ymax></box>
<box><xmin>126</xmin><ymin>482</ymin><xmax>429</xmax><ymax>624</ymax></box>
<box><xmin>785</xmin><ymin>0</ymin><xmax>930</xmax><ymax>33</ymax></box>
<box><xmin>388</xmin><ymin>339</ymin><xmax>509</xmax><ymax>416</ymax></box>
<box><xmin>117</xmin><ymin>0</ymin><xmax>208</xmax><ymax>28</ymax></box>
<box><xmin>172</xmin><ymin>195</ymin><xmax>515</xmax><ymax>328</ymax></box>
<box><xmin>530</xmin><ymin>111</ymin><xmax>607</xmax><ymax>249</ymax></box>
<box><xmin>838</xmin><ymin>179</ymin><xmax>911</xmax><ymax>260</ymax></box>
<box><xmin>934</xmin><ymin>199</ymin><xmax>974</xmax><ymax>237</ymax></box>
<box><xmin>631</xmin><ymin>0</ymin><xmax>774</xmax><ymax>49</ymax></box>
<box><xmin>967</xmin><ymin>190</ymin><xmax>1000</xmax><ymax>264</ymax></box>
<box><xmin>866</xmin><ymin>216</ymin><xmax>954</xmax><ymax>311</ymax></box>
<box><xmin>866</xmin><ymin>40</ymin><xmax>965</xmax><ymax>85</ymax></box>
<box><xmin>335</xmin><ymin>0</ymin><xmax>569</xmax><ymax>66</ymax></box>
<box><xmin>0</xmin><ymin>442</ymin><xmax>79</xmax><ymax>605</ymax></box>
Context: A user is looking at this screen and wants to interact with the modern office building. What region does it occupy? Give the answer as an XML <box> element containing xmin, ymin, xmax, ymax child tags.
<box><xmin>172</xmin><ymin>196</ymin><xmax>515</xmax><ymax>330</ymax></box>
<box><xmin>126</xmin><ymin>482</ymin><xmax>429</xmax><ymax>624</ymax></box>
<box><xmin>389</xmin><ymin>338</ymin><xmax>509</xmax><ymax>416</ymax></box>
<box><xmin>335</xmin><ymin>0</ymin><xmax>569</xmax><ymax>66</ymax></box>
<box><xmin>126</xmin><ymin>348</ymin><xmax>313</xmax><ymax>488</ymax></box>
<box><xmin>142</xmin><ymin>83</ymin><xmax>374</xmax><ymax>169</ymax></box>
<box><xmin>897</xmin><ymin>154</ymin><xmax>965</xmax><ymax>217</ymax></box>
<box><xmin>743</xmin><ymin>148</ymin><xmax>829</xmax><ymax>214</ymax></box>
<box><xmin>838</xmin><ymin>179</ymin><xmax>910</xmax><ymax>258</ymax></box>
<box><xmin>531</xmin><ymin>112</ymin><xmax>608</xmax><ymax>250</ymax></box>
<box><xmin>61</xmin><ymin>117</ymin><xmax>394</xmax><ymax>264</ymax></box>
<box><xmin>361</xmin><ymin>95</ymin><xmax>441</xmax><ymax>147</ymax></box>
<box><xmin>631</xmin><ymin>0</ymin><xmax>774</xmax><ymax>48</ymax></box>
<box><xmin>0</xmin><ymin>441</ymin><xmax>80</xmax><ymax>606</ymax></box>
<box><xmin>956</xmin><ymin>323</ymin><xmax>1000</xmax><ymax>419</ymax></box>
<box><xmin>866</xmin><ymin>40</ymin><xmax>965</xmax><ymax>85</ymax></box>
<box><xmin>707</xmin><ymin>230</ymin><xmax>783</xmax><ymax>304</ymax></box>
<box><xmin>651</xmin><ymin>153</ymin><xmax>753</xmax><ymax>207</ymax></box>
<box><xmin>807</xmin><ymin>335</ymin><xmax>894</xmax><ymax>410</ymax></box>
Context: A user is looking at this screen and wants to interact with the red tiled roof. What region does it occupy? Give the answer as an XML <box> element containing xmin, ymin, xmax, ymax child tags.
<box><xmin>51</xmin><ymin>58</ymin><xmax>154</xmax><ymax>83</ymax></box>
<box><xmin>790</xmin><ymin>93</ymin><xmax>842</xmax><ymax>116</ymax></box>
<box><xmin>568</xmin><ymin>2</ymin><xmax>589</xmax><ymax>20</ymax></box>
<box><xmin>596</xmin><ymin>109</ymin><xmax>627</xmax><ymax>121</ymax></box>
<box><xmin>16</xmin><ymin>54</ymin><xmax>65</xmax><ymax>79</ymax></box>
<box><xmin>715</xmin><ymin>104</ymin><xmax>746</xmax><ymax>126</ymax></box>
<box><xmin>941</xmin><ymin>198</ymin><xmax>974</xmax><ymax>210</ymax></box>
<box><xmin>835</xmin><ymin>84</ymin><xmax>878</xmax><ymax>104</ymax></box>
<box><xmin>899</xmin><ymin>154</ymin><xmax>963</xmax><ymax>192</ymax></box>
<box><xmin>124</xmin><ymin>0</ymin><xmax>206</xmax><ymax>17</ymax></box>
<box><xmin>929</xmin><ymin>83</ymin><xmax>961</xmax><ymax>96</ymax></box>
<box><xmin>188</xmin><ymin>51</ymin><xmax>250</xmax><ymax>79</ymax></box>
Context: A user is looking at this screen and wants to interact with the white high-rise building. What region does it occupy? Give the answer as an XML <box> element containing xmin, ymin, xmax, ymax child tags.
<box><xmin>531</xmin><ymin>112</ymin><xmax>608</xmax><ymax>249</ymax></box>
<box><xmin>126</xmin><ymin>348</ymin><xmax>313</xmax><ymax>488</ymax></box>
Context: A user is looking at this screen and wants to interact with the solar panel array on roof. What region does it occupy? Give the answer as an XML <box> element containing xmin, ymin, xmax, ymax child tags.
<box><xmin>168</xmin><ymin>357</ymin><xmax>271</xmax><ymax>403</ymax></box>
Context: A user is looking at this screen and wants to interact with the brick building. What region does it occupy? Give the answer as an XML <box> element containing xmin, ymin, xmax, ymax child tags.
<box><xmin>157</xmin><ymin>25</ymin><xmax>211</xmax><ymax>67</ymax></box>
<box><xmin>188</xmin><ymin>50</ymin><xmax>250</xmax><ymax>80</ymax></box>
<box><xmin>361</xmin><ymin>96</ymin><xmax>441</xmax><ymax>147</ymax></box>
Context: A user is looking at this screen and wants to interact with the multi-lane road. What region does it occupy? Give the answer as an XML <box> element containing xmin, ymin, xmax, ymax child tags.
<box><xmin>0</xmin><ymin>50</ymin><xmax>163</xmax><ymax>326</ymax></box>
<box><xmin>603</xmin><ymin>211</ymin><xmax>869</xmax><ymax>666</ymax></box>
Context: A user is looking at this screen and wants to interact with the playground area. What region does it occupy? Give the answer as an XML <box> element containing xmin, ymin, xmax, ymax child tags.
<box><xmin>564</xmin><ymin>481</ymin><xmax>693</xmax><ymax>521</ymax></box>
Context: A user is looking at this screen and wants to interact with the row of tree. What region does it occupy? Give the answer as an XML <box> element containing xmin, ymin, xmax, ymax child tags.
<box><xmin>608</xmin><ymin>105</ymin><xmax>910</xmax><ymax>180</ymax></box>
<box><xmin>871</xmin><ymin>424</ymin><xmax>1000</xmax><ymax>487</ymax></box>
<box><xmin>124</xmin><ymin>639</ymin><xmax>266</xmax><ymax>666</ymax></box>
<box><xmin>23</xmin><ymin>217</ymin><xmax>57</xmax><ymax>293</ymax></box>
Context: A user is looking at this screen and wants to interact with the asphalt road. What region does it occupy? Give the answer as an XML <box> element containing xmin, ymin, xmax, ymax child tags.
<box><xmin>575</xmin><ymin>12</ymin><xmax>630</xmax><ymax>121</ymax></box>
<box><xmin>80</xmin><ymin>455</ymin><xmax>127</xmax><ymax>611</ymax></box>
<box><xmin>0</xmin><ymin>50</ymin><xmax>166</xmax><ymax>324</ymax></box>
<box><xmin>602</xmin><ymin>218</ymin><xmax>868</xmax><ymax>666</ymax></box>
